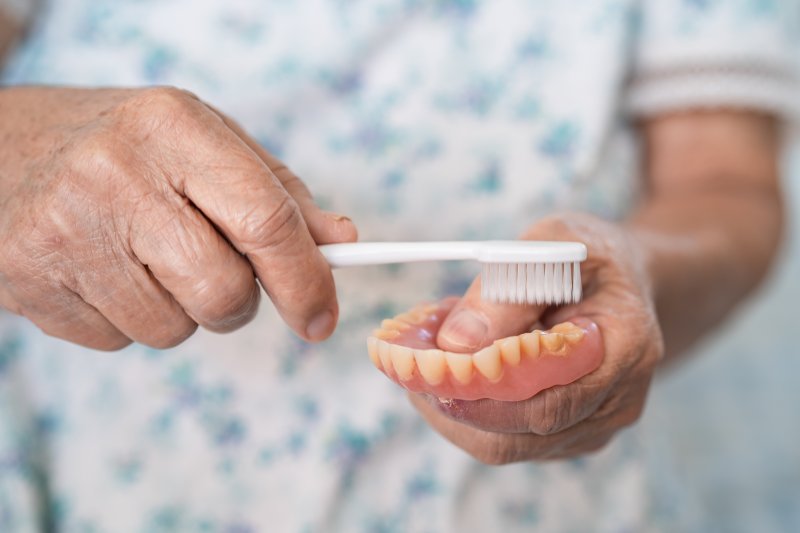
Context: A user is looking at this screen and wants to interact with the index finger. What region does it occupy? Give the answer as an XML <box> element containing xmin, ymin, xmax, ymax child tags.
<box><xmin>209</xmin><ymin>110</ymin><xmax>358</xmax><ymax>246</ymax></box>
<box><xmin>157</xmin><ymin>95</ymin><xmax>338</xmax><ymax>341</ymax></box>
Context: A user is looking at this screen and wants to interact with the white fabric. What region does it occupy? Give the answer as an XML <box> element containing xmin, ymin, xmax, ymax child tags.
<box><xmin>0</xmin><ymin>1</ymin><xmax>797</xmax><ymax>532</ymax></box>
<box><xmin>629</xmin><ymin>0</ymin><xmax>800</xmax><ymax>119</ymax></box>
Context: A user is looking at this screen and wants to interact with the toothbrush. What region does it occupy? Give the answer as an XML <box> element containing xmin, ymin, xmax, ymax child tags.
<box><xmin>319</xmin><ymin>241</ymin><xmax>587</xmax><ymax>305</ymax></box>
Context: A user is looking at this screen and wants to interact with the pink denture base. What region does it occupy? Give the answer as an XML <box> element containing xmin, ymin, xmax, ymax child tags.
<box><xmin>369</xmin><ymin>299</ymin><xmax>604</xmax><ymax>402</ymax></box>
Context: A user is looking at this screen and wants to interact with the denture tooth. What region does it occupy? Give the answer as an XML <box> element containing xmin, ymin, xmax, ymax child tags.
<box><xmin>378</xmin><ymin>340</ymin><xmax>394</xmax><ymax>371</ymax></box>
<box><xmin>373</xmin><ymin>328</ymin><xmax>400</xmax><ymax>341</ymax></box>
<box><xmin>395</xmin><ymin>312</ymin><xmax>414</xmax><ymax>323</ymax></box>
<box><xmin>496</xmin><ymin>337</ymin><xmax>521</xmax><ymax>366</ymax></box>
<box><xmin>540</xmin><ymin>332</ymin><xmax>566</xmax><ymax>353</ymax></box>
<box><xmin>390</xmin><ymin>344</ymin><xmax>416</xmax><ymax>381</ymax></box>
<box><xmin>550</xmin><ymin>322</ymin><xmax>577</xmax><ymax>334</ymax></box>
<box><xmin>550</xmin><ymin>322</ymin><xmax>585</xmax><ymax>344</ymax></box>
<box><xmin>520</xmin><ymin>331</ymin><xmax>540</xmax><ymax>359</ymax></box>
<box><xmin>563</xmin><ymin>329</ymin><xmax>584</xmax><ymax>344</ymax></box>
<box><xmin>395</xmin><ymin>311</ymin><xmax>425</xmax><ymax>325</ymax></box>
<box><xmin>367</xmin><ymin>337</ymin><xmax>381</xmax><ymax>369</ymax></box>
<box><xmin>381</xmin><ymin>319</ymin><xmax>409</xmax><ymax>331</ymax></box>
<box><xmin>414</xmin><ymin>349</ymin><xmax>447</xmax><ymax>385</ymax></box>
<box><xmin>564</xmin><ymin>331</ymin><xmax>584</xmax><ymax>344</ymax></box>
<box><xmin>445</xmin><ymin>352</ymin><xmax>474</xmax><ymax>384</ymax></box>
<box><xmin>473</xmin><ymin>345</ymin><xmax>503</xmax><ymax>382</ymax></box>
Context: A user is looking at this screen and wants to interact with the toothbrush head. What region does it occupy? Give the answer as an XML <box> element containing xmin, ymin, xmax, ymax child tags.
<box><xmin>477</xmin><ymin>241</ymin><xmax>586</xmax><ymax>306</ymax></box>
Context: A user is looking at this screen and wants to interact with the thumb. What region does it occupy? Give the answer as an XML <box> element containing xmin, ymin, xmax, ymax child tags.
<box><xmin>438</xmin><ymin>214</ymin><xmax>586</xmax><ymax>352</ymax></box>
<box><xmin>437</xmin><ymin>275</ymin><xmax>546</xmax><ymax>353</ymax></box>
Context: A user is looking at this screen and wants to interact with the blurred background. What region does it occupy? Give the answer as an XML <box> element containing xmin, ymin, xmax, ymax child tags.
<box><xmin>1</xmin><ymin>2</ymin><xmax>798</xmax><ymax>531</ymax></box>
<box><xmin>640</xmin><ymin>139</ymin><xmax>800</xmax><ymax>532</ymax></box>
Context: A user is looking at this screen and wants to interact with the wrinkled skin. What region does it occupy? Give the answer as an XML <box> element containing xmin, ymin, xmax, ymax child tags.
<box><xmin>406</xmin><ymin>111</ymin><xmax>783</xmax><ymax>464</ymax></box>
<box><xmin>0</xmin><ymin>86</ymin><xmax>357</xmax><ymax>349</ymax></box>
<box><xmin>409</xmin><ymin>214</ymin><xmax>664</xmax><ymax>462</ymax></box>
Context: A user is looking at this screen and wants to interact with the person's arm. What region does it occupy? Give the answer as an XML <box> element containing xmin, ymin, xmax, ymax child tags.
<box><xmin>631</xmin><ymin>111</ymin><xmax>782</xmax><ymax>358</ymax></box>
<box><xmin>0</xmin><ymin>0</ymin><xmax>36</xmax><ymax>65</ymax></box>
<box><xmin>408</xmin><ymin>0</ymin><xmax>796</xmax><ymax>464</ymax></box>
<box><xmin>0</xmin><ymin>8</ymin><xmax>23</xmax><ymax>62</ymax></box>
<box><xmin>408</xmin><ymin>111</ymin><xmax>783</xmax><ymax>463</ymax></box>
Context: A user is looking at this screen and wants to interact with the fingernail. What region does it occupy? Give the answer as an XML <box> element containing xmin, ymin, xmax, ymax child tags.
<box><xmin>438</xmin><ymin>309</ymin><xmax>489</xmax><ymax>351</ymax></box>
<box><xmin>326</xmin><ymin>212</ymin><xmax>352</xmax><ymax>223</ymax></box>
<box><xmin>306</xmin><ymin>309</ymin><xmax>335</xmax><ymax>341</ymax></box>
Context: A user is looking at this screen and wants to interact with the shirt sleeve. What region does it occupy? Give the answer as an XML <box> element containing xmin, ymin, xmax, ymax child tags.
<box><xmin>627</xmin><ymin>0</ymin><xmax>800</xmax><ymax>121</ymax></box>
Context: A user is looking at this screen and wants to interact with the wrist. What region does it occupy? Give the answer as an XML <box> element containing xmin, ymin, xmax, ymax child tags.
<box><xmin>619</xmin><ymin>223</ymin><xmax>661</xmax><ymax>309</ymax></box>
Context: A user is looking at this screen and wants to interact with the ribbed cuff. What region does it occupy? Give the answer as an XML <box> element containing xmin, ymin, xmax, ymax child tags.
<box><xmin>626</xmin><ymin>63</ymin><xmax>800</xmax><ymax>122</ymax></box>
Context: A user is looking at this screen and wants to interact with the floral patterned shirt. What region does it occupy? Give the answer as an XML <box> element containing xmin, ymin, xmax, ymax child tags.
<box><xmin>1</xmin><ymin>1</ymin><xmax>798</xmax><ymax>532</ymax></box>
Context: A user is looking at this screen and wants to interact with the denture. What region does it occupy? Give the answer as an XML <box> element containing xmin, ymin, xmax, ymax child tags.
<box><xmin>367</xmin><ymin>297</ymin><xmax>603</xmax><ymax>401</ymax></box>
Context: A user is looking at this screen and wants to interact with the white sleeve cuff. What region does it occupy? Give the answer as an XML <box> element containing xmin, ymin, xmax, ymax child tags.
<box><xmin>627</xmin><ymin>63</ymin><xmax>800</xmax><ymax>120</ymax></box>
<box><xmin>628</xmin><ymin>0</ymin><xmax>800</xmax><ymax>122</ymax></box>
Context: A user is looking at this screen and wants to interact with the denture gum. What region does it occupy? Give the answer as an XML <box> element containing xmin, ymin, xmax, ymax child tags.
<box><xmin>366</xmin><ymin>297</ymin><xmax>604</xmax><ymax>401</ymax></box>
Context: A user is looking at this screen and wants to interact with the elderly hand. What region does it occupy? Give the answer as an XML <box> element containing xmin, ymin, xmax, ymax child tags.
<box><xmin>0</xmin><ymin>86</ymin><xmax>357</xmax><ymax>350</ymax></box>
<box><xmin>406</xmin><ymin>112</ymin><xmax>781</xmax><ymax>464</ymax></box>
<box><xmin>409</xmin><ymin>213</ymin><xmax>664</xmax><ymax>463</ymax></box>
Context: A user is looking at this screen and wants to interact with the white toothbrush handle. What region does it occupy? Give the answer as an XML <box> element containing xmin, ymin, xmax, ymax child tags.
<box><xmin>319</xmin><ymin>241</ymin><xmax>587</xmax><ymax>268</ymax></box>
<box><xmin>319</xmin><ymin>242</ymin><xmax>479</xmax><ymax>268</ymax></box>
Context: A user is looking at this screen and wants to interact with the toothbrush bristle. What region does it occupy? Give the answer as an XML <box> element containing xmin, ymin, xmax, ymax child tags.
<box><xmin>480</xmin><ymin>261</ymin><xmax>582</xmax><ymax>305</ymax></box>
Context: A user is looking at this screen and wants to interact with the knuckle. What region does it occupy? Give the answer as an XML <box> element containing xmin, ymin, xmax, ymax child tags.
<box><xmin>43</xmin><ymin>140</ymin><xmax>143</xmax><ymax>242</ymax></box>
<box><xmin>239</xmin><ymin>196</ymin><xmax>304</xmax><ymax>251</ymax></box>
<box><xmin>44</xmin><ymin>324</ymin><xmax>131</xmax><ymax>351</ymax></box>
<box><xmin>6</xmin><ymin>231</ymin><xmax>79</xmax><ymax>295</ymax></box>
<box><xmin>91</xmin><ymin>335</ymin><xmax>133</xmax><ymax>352</ymax></box>
<box><xmin>192</xmin><ymin>274</ymin><xmax>258</xmax><ymax>330</ymax></box>
<box><xmin>146</xmin><ymin>320</ymin><xmax>198</xmax><ymax>349</ymax></box>
<box><xmin>139</xmin><ymin>86</ymin><xmax>196</xmax><ymax>110</ymax></box>
<box><xmin>123</xmin><ymin>87</ymin><xmax>199</xmax><ymax>132</ymax></box>
<box><xmin>71</xmin><ymin>138</ymin><xmax>116</xmax><ymax>175</ymax></box>
<box><xmin>62</xmin><ymin>133</ymin><xmax>131</xmax><ymax>185</ymax></box>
